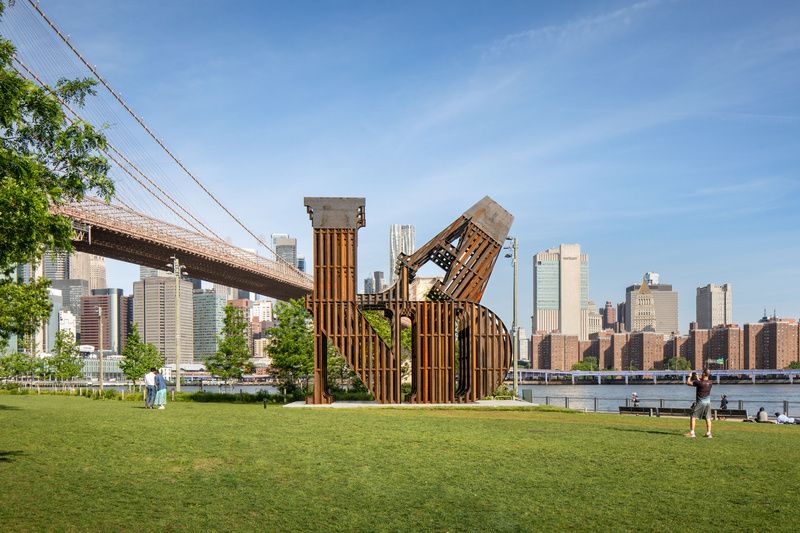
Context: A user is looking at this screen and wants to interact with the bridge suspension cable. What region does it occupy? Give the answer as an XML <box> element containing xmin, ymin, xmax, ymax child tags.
<box><xmin>11</xmin><ymin>56</ymin><xmax>229</xmax><ymax>244</ymax></box>
<box><xmin>22</xmin><ymin>0</ymin><xmax>296</xmax><ymax>269</ymax></box>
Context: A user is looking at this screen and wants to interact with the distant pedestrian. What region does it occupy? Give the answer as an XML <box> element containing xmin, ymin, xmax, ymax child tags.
<box><xmin>631</xmin><ymin>392</ymin><xmax>640</xmax><ymax>407</ymax></box>
<box><xmin>144</xmin><ymin>367</ymin><xmax>157</xmax><ymax>409</ymax></box>
<box><xmin>686</xmin><ymin>369</ymin><xmax>713</xmax><ymax>438</ymax></box>
<box><xmin>720</xmin><ymin>395</ymin><xmax>728</xmax><ymax>410</ymax></box>
<box><xmin>756</xmin><ymin>407</ymin><xmax>769</xmax><ymax>423</ymax></box>
<box><xmin>774</xmin><ymin>413</ymin><xmax>800</xmax><ymax>425</ymax></box>
<box><xmin>155</xmin><ymin>370</ymin><xmax>167</xmax><ymax>410</ymax></box>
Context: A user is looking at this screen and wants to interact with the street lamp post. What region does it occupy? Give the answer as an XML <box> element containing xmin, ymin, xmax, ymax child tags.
<box><xmin>97</xmin><ymin>306</ymin><xmax>104</xmax><ymax>393</ymax></box>
<box><xmin>504</xmin><ymin>237</ymin><xmax>519</xmax><ymax>399</ymax></box>
<box><xmin>167</xmin><ymin>256</ymin><xmax>187</xmax><ymax>392</ymax></box>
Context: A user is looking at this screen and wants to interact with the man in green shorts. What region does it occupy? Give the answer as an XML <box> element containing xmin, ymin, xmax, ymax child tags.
<box><xmin>686</xmin><ymin>369</ymin><xmax>713</xmax><ymax>438</ymax></box>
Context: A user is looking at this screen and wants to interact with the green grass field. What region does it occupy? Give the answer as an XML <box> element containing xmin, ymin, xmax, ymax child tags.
<box><xmin>1</xmin><ymin>395</ymin><xmax>799</xmax><ymax>532</ymax></box>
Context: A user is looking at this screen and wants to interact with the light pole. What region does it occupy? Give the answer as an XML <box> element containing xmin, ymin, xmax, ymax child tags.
<box><xmin>167</xmin><ymin>256</ymin><xmax>187</xmax><ymax>392</ymax></box>
<box><xmin>504</xmin><ymin>236</ymin><xmax>519</xmax><ymax>399</ymax></box>
<box><xmin>97</xmin><ymin>306</ymin><xmax>104</xmax><ymax>392</ymax></box>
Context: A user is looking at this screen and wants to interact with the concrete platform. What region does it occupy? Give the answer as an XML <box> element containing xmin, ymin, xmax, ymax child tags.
<box><xmin>284</xmin><ymin>399</ymin><xmax>538</xmax><ymax>408</ymax></box>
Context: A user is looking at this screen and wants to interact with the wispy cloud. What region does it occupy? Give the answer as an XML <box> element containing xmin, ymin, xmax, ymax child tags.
<box><xmin>487</xmin><ymin>0</ymin><xmax>666</xmax><ymax>55</ymax></box>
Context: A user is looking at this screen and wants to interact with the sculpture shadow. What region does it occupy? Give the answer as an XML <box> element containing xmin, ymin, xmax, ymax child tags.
<box><xmin>0</xmin><ymin>404</ymin><xmax>21</xmax><ymax>410</ymax></box>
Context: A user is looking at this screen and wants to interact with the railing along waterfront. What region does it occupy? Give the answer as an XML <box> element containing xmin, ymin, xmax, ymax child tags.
<box><xmin>518</xmin><ymin>390</ymin><xmax>799</xmax><ymax>417</ymax></box>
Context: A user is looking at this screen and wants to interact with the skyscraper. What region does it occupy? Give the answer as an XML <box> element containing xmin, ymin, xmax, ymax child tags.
<box><xmin>272</xmin><ymin>234</ymin><xmax>298</xmax><ymax>268</ymax></box>
<box><xmin>531</xmin><ymin>244</ymin><xmax>590</xmax><ymax>340</ymax></box>
<box><xmin>363</xmin><ymin>277</ymin><xmax>375</xmax><ymax>294</ymax></box>
<box><xmin>389</xmin><ymin>224</ymin><xmax>415</xmax><ymax>284</ymax></box>
<box><xmin>373</xmin><ymin>271</ymin><xmax>386</xmax><ymax>293</ymax></box>
<box><xmin>51</xmin><ymin>279</ymin><xmax>89</xmax><ymax>334</ymax></box>
<box><xmin>133</xmin><ymin>277</ymin><xmax>194</xmax><ymax>364</ymax></box>
<box><xmin>193</xmin><ymin>289</ymin><xmax>226</xmax><ymax>361</ymax></box>
<box><xmin>70</xmin><ymin>252</ymin><xmax>107</xmax><ymax>291</ymax></box>
<box><xmin>628</xmin><ymin>276</ymin><xmax>656</xmax><ymax>333</ymax></box>
<box><xmin>79</xmin><ymin>288</ymin><xmax>131</xmax><ymax>354</ymax></box>
<box><xmin>625</xmin><ymin>274</ymin><xmax>679</xmax><ymax>334</ymax></box>
<box><xmin>43</xmin><ymin>250</ymin><xmax>70</xmax><ymax>281</ymax></box>
<box><xmin>696</xmin><ymin>283</ymin><xmax>733</xmax><ymax>329</ymax></box>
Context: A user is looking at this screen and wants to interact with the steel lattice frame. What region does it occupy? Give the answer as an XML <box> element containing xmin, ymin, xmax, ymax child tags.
<box><xmin>55</xmin><ymin>197</ymin><xmax>313</xmax><ymax>301</ymax></box>
<box><xmin>304</xmin><ymin>196</ymin><xmax>514</xmax><ymax>404</ymax></box>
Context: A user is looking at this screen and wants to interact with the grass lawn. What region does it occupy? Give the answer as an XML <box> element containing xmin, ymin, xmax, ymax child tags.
<box><xmin>1</xmin><ymin>395</ymin><xmax>799</xmax><ymax>532</ymax></box>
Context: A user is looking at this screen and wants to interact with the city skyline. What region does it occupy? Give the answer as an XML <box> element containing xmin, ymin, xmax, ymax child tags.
<box><xmin>5</xmin><ymin>0</ymin><xmax>798</xmax><ymax>333</ymax></box>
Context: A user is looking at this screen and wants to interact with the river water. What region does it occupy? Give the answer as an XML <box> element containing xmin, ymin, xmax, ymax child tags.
<box><xmin>518</xmin><ymin>383</ymin><xmax>800</xmax><ymax>416</ymax></box>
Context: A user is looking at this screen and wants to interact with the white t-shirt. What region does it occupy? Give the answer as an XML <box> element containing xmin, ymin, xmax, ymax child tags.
<box><xmin>144</xmin><ymin>372</ymin><xmax>156</xmax><ymax>387</ymax></box>
<box><xmin>776</xmin><ymin>414</ymin><xmax>795</xmax><ymax>424</ymax></box>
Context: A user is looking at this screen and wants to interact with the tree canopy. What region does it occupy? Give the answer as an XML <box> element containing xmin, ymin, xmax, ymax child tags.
<box><xmin>267</xmin><ymin>298</ymin><xmax>314</xmax><ymax>393</ymax></box>
<box><xmin>49</xmin><ymin>330</ymin><xmax>83</xmax><ymax>381</ymax></box>
<box><xmin>0</xmin><ymin>4</ymin><xmax>113</xmax><ymax>349</ymax></box>
<box><xmin>664</xmin><ymin>356</ymin><xmax>692</xmax><ymax>371</ymax></box>
<box><xmin>572</xmin><ymin>356</ymin><xmax>599</xmax><ymax>371</ymax></box>
<box><xmin>119</xmin><ymin>323</ymin><xmax>164</xmax><ymax>386</ymax></box>
<box><xmin>207</xmin><ymin>305</ymin><xmax>251</xmax><ymax>384</ymax></box>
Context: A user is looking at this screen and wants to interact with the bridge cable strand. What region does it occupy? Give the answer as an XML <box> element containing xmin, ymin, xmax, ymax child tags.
<box><xmin>12</xmin><ymin>57</ymin><xmax>225</xmax><ymax>241</ymax></box>
<box><xmin>25</xmin><ymin>0</ymin><xmax>297</xmax><ymax>270</ymax></box>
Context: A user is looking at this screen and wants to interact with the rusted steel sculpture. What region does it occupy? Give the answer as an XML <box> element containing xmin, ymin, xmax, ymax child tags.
<box><xmin>304</xmin><ymin>196</ymin><xmax>513</xmax><ymax>404</ymax></box>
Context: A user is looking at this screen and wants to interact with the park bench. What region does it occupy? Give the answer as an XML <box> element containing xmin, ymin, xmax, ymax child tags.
<box><xmin>657</xmin><ymin>407</ymin><xmax>692</xmax><ymax>417</ymax></box>
<box><xmin>619</xmin><ymin>406</ymin><xmax>657</xmax><ymax>416</ymax></box>
<box><xmin>712</xmin><ymin>409</ymin><xmax>748</xmax><ymax>420</ymax></box>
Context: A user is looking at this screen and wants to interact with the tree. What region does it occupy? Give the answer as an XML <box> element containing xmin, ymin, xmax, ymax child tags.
<box><xmin>572</xmin><ymin>356</ymin><xmax>599</xmax><ymax>371</ymax></box>
<box><xmin>207</xmin><ymin>305</ymin><xmax>251</xmax><ymax>384</ymax></box>
<box><xmin>0</xmin><ymin>3</ymin><xmax>113</xmax><ymax>348</ymax></box>
<box><xmin>49</xmin><ymin>330</ymin><xmax>83</xmax><ymax>382</ymax></box>
<box><xmin>0</xmin><ymin>350</ymin><xmax>34</xmax><ymax>380</ymax></box>
<box><xmin>267</xmin><ymin>298</ymin><xmax>314</xmax><ymax>393</ymax></box>
<box><xmin>120</xmin><ymin>323</ymin><xmax>163</xmax><ymax>386</ymax></box>
<box><xmin>664</xmin><ymin>357</ymin><xmax>692</xmax><ymax>371</ymax></box>
<box><xmin>786</xmin><ymin>361</ymin><xmax>800</xmax><ymax>370</ymax></box>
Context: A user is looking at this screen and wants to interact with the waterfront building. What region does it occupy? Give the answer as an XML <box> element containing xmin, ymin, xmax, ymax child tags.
<box><xmin>625</xmin><ymin>275</ymin><xmax>679</xmax><ymax>335</ymax></box>
<box><xmin>389</xmin><ymin>224</ymin><xmax>415</xmax><ymax>284</ymax></box>
<box><xmin>696</xmin><ymin>283</ymin><xmax>732</xmax><ymax>329</ymax></box>
<box><xmin>744</xmin><ymin>318</ymin><xmax>799</xmax><ymax>370</ymax></box>
<box><xmin>531</xmin><ymin>244</ymin><xmax>590</xmax><ymax>340</ymax></box>
<box><xmin>133</xmin><ymin>277</ymin><xmax>193</xmax><ymax>364</ymax></box>
<box><xmin>193</xmin><ymin>289</ymin><xmax>226</xmax><ymax>362</ymax></box>
<box><xmin>297</xmin><ymin>256</ymin><xmax>306</xmax><ymax>273</ymax></box>
<box><xmin>409</xmin><ymin>276</ymin><xmax>440</xmax><ymax>301</ymax></box>
<box><xmin>80</xmin><ymin>288</ymin><xmax>132</xmax><ymax>354</ymax></box>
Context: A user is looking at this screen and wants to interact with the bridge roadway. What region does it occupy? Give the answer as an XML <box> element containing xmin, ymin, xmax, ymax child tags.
<box><xmin>56</xmin><ymin>198</ymin><xmax>313</xmax><ymax>301</ymax></box>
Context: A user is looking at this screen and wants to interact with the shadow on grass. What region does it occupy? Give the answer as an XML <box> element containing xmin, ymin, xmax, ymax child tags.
<box><xmin>0</xmin><ymin>450</ymin><xmax>25</xmax><ymax>463</ymax></box>
<box><xmin>608</xmin><ymin>427</ymin><xmax>678</xmax><ymax>436</ymax></box>
<box><xmin>0</xmin><ymin>404</ymin><xmax>21</xmax><ymax>410</ymax></box>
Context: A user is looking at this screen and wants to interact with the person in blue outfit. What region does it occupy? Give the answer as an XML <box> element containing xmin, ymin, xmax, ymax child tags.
<box><xmin>155</xmin><ymin>370</ymin><xmax>167</xmax><ymax>410</ymax></box>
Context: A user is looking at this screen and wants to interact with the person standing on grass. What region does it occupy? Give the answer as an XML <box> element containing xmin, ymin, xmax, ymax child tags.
<box><xmin>155</xmin><ymin>370</ymin><xmax>167</xmax><ymax>410</ymax></box>
<box><xmin>144</xmin><ymin>367</ymin><xmax>157</xmax><ymax>409</ymax></box>
<box><xmin>686</xmin><ymin>369</ymin><xmax>713</xmax><ymax>438</ymax></box>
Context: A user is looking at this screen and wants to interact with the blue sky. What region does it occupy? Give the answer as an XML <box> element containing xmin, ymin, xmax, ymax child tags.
<box><xmin>5</xmin><ymin>0</ymin><xmax>800</xmax><ymax>332</ymax></box>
